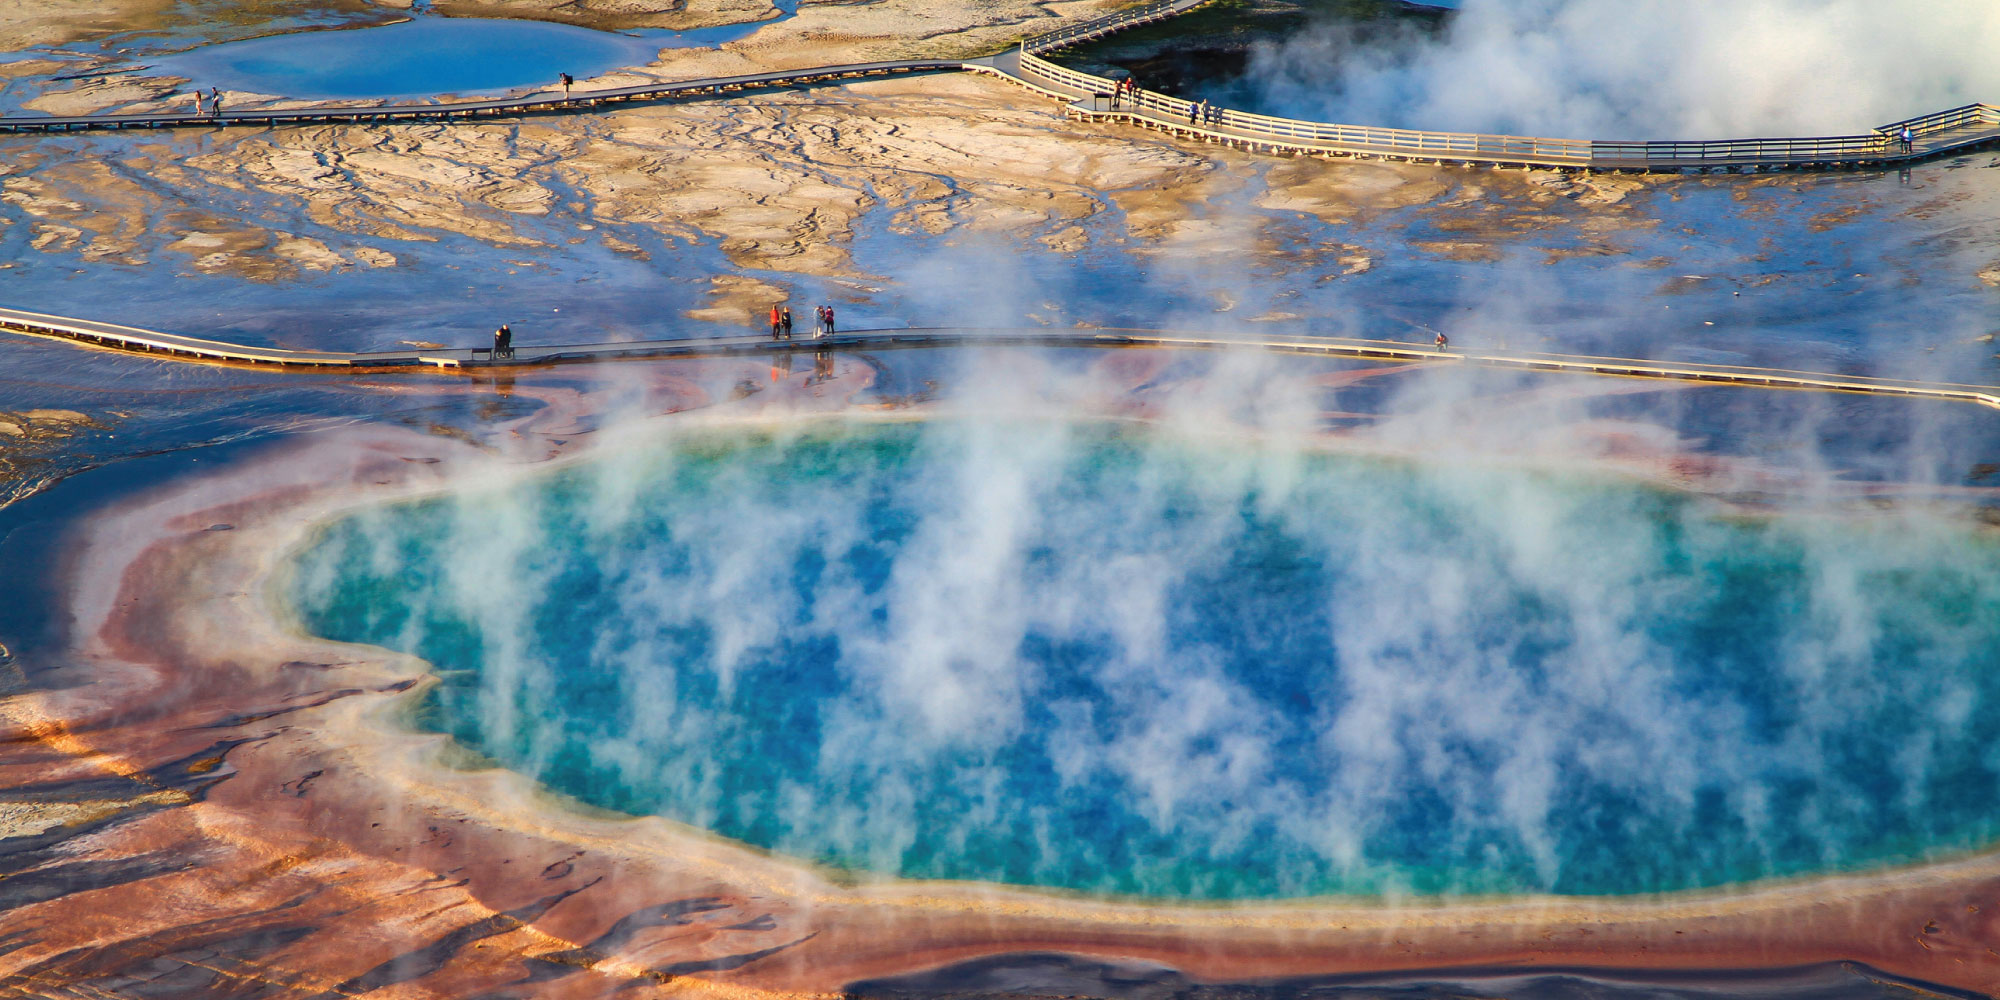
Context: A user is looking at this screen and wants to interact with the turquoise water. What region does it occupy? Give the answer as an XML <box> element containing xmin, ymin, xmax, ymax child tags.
<box><xmin>152</xmin><ymin>18</ymin><xmax>707</xmax><ymax>100</ymax></box>
<box><xmin>291</xmin><ymin>420</ymin><xmax>2000</xmax><ymax>899</ymax></box>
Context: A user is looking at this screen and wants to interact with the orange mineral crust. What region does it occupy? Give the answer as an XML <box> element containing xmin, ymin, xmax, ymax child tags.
<box><xmin>4</xmin><ymin>355</ymin><xmax>2000</xmax><ymax>999</ymax></box>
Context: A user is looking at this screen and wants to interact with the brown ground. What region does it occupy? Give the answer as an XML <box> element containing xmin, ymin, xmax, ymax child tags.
<box><xmin>0</xmin><ymin>0</ymin><xmax>1708</xmax><ymax>309</ymax></box>
<box><xmin>413</xmin><ymin>0</ymin><xmax>779</xmax><ymax>32</ymax></box>
<box><xmin>0</xmin><ymin>69</ymin><xmax>1673</xmax><ymax>312</ymax></box>
<box><xmin>0</xmin><ymin>0</ymin><xmax>392</xmax><ymax>50</ymax></box>
<box><xmin>9</xmin><ymin>0</ymin><xmax>1996</xmax><ymax>321</ymax></box>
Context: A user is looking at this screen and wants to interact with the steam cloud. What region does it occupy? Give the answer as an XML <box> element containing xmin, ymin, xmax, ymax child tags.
<box><xmin>1246</xmin><ymin>0</ymin><xmax>2000</xmax><ymax>139</ymax></box>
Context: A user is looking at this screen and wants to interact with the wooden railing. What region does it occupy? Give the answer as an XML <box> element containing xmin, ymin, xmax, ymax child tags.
<box><xmin>1023</xmin><ymin>0</ymin><xmax>1193</xmax><ymax>54</ymax></box>
<box><xmin>11</xmin><ymin>304</ymin><xmax>2000</xmax><ymax>412</ymax></box>
<box><xmin>1880</xmin><ymin>102</ymin><xmax>1998</xmax><ymax>138</ymax></box>
<box><xmin>0</xmin><ymin>60</ymin><xmax>966</xmax><ymax>134</ymax></box>
<box><xmin>1590</xmin><ymin>134</ymin><xmax>1890</xmax><ymax>168</ymax></box>
<box><xmin>1017</xmin><ymin>0</ymin><xmax>2000</xmax><ymax>171</ymax></box>
<box><xmin>1017</xmin><ymin>47</ymin><xmax>1589</xmax><ymax>165</ymax></box>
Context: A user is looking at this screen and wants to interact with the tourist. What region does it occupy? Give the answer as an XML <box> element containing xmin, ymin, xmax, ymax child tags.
<box><xmin>1900</xmin><ymin>125</ymin><xmax>1914</xmax><ymax>153</ymax></box>
<box><xmin>814</xmin><ymin>304</ymin><xmax>827</xmax><ymax>337</ymax></box>
<box><xmin>561</xmin><ymin>73</ymin><xmax>573</xmax><ymax>100</ymax></box>
<box><xmin>781</xmin><ymin>306</ymin><xmax>794</xmax><ymax>339</ymax></box>
<box><xmin>192</xmin><ymin>91</ymin><xmax>205</xmax><ymax>115</ymax></box>
<box><xmin>1434</xmin><ymin>330</ymin><xmax>1449</xmax><ymax>352</ymax></box>
<box><xmin>211</xmin><ymin>94</ymin><xmax>224</xmax><ymax>118</ymax></box>
<box><xmin>824</xmin><ymin>304</ymin><xmax>835</xmax><ymax>335</ymax></box>
<box><xmin>770</xmin><ymin>304</ymin><xmax>782</xmax><ymax>339</ymax></box>
<box><xmin>493</xmin><ymin>325</ymin><xmax>506</xmax><ymax>357</ymax></box>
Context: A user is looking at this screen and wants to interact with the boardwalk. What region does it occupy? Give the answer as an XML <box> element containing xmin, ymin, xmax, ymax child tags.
<box><xmin>0</xmin><ymin>0</ymin><xmax>1993</xmax><ymax>172</ymax></box>
<box><xmin>0</xmin><ymin>60</ymin><xmax>963</xmax><ymax>134</ymax></box>
<box><xmin>6</xmin><ymin>305</ymin><xmax>1998</xmax><ymax>413</ymax></box>
<box><xmin>996</xmin><ymin>0</ymin><xmax>2000</xmax><ymax>171</ymax></box>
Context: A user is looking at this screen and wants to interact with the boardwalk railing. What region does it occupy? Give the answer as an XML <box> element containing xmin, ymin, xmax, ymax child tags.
<box><xmin>1014</xmin><ymin>0</ymin><xmax>2000</xmax><ymax>171</ymax></box>
<box><xmin>7</xmin><ymin>305</ymin><xmax>2000</xmax><ymax>412</ymax></box>
<box><xmin>0</xmin><ymin>60</ymin><xmax>964</xmax><ymax>134</ymax></box>
<box><xmin>1022</xmin><ymin>0</ymin><xmax>1196</xmax><ymax>53</ymax></box>
<box><xmin>1880</xmin><ymin>102</ymin><xmax>1998</xmax><ymax>139</ymax></box>
<box><xmin>1018</xmin><ymin>47</ymin><xmax>1594</xmax><ymax>164</ymax></box>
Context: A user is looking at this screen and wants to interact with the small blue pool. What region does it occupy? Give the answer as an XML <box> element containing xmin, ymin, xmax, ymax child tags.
<box><xmin>151</xmin><ymin>15</ymin><xmax>767</xmax><ymax>100</ymax></box>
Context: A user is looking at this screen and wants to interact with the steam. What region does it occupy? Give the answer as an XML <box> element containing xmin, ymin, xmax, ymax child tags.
<box><xmin>288</xmin><ymin>354</ymin><xmax>2000</xmax><ymax>900</ymax></box>
<box><xmin>1244</xmin><ymin>0</ymin><xmax>2000</xmax><ymax>140</ymax></box>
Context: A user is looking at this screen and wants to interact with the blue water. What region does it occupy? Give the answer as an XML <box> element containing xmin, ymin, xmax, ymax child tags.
<box><xmin>291</xmin><ymin>420</ymin><xmax>2000</xmax><ymax>899</ymax></box>
<box><xmin>150</xmin><ymin>15</ymin><xmax>767</xmax><ymax>100</ymax></box>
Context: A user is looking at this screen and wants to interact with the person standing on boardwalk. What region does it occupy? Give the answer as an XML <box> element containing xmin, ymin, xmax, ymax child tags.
<box><xmin>770</xmin><ymin>304</ymin><xmax>782</xmax><ymax>339</ymax></box>
<box><xmin>781</xmin><ymin>306</ymin><xmax>794</xmax><ymax>340</ymax></box>
<box><xmin>561</xmin><ymin>73</ymin><xmax>574</xmax><ymax>100</ymax></box>
<box><xmin>1900</xmin><ymin>125</ymin><xmax>1914</xmax><ymax>153</ymax></box>
<box><xmin>1434</xmin><ymin>330</ymin><xmax>1449</xmax><ymax>352</ymax></box>
<box><xmin>823</xmin><ymin>304</ymin><xmax>835</xmax><ymax>335</ymax></box>
<box><xmin>192</xmin><ymin>90</ymin><xmax>205</xmax><ymax>115</ymax></box>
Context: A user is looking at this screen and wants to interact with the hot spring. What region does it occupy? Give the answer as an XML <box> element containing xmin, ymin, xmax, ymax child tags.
<box><xmin>289</xmin><ymin>417</ymin><xmax>2000</xmax><ymax>900</ymax></box>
